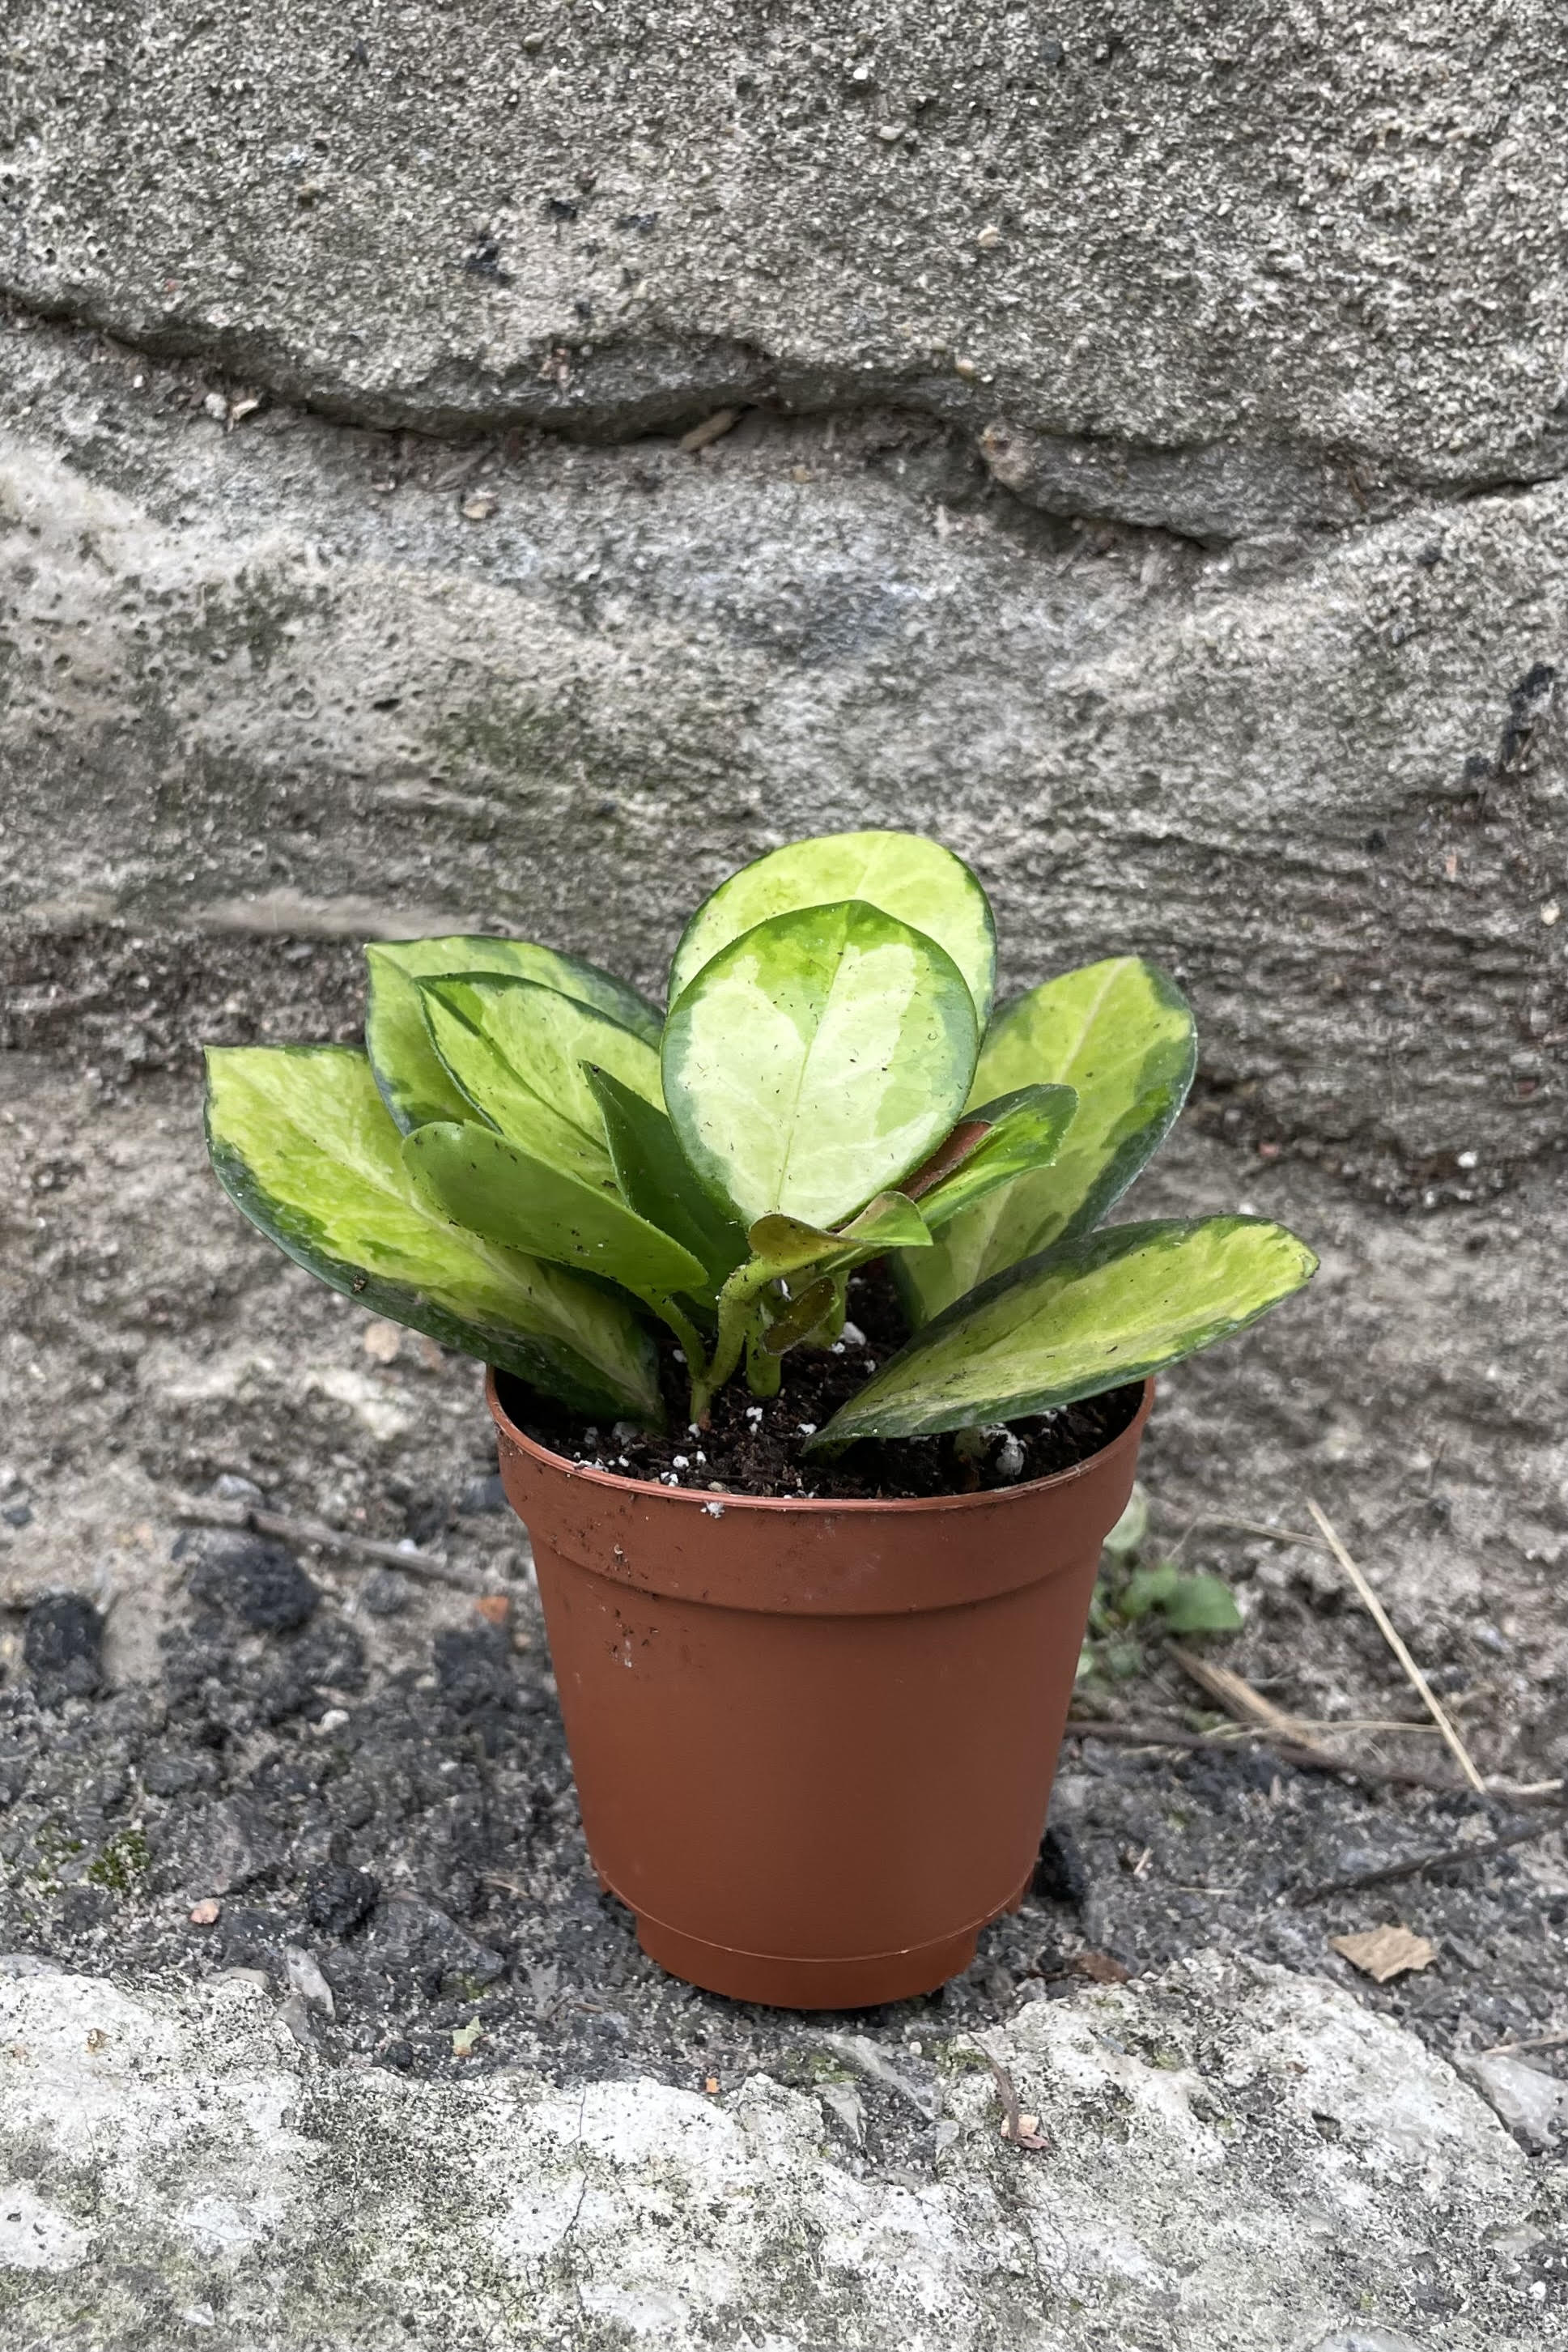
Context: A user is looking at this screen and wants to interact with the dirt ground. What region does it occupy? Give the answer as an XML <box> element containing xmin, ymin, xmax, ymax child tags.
<box><xmin>2</xmin><ymin>929</ymin><xmax>1565</xmax><ymax>2150</ymax></box>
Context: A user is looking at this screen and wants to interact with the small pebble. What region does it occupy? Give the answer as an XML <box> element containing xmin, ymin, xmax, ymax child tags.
<box><xmin>285</xmin><ymin>1947</ymin><xmax>336</xmax><ymax>2017</ymax></box>
<box><xmin>189</xmin><ymin>1899</ymin><xmax>222</xmax><ymax>1926</ymax></box>
<box><xmin>213</xmin><ymin>1474</ymin><xmax>266</xmax><ymax>1505</ymax></box>
<box><xmin>457</xmin><ymin>1474</ymin><xmax>506</xmax><ymax>1516</ymax></box>
<box><xmin>304</xmin><ymin>1863</ymin><xmax>380</xmax><ymax>1938</ymax></box>
<box><xmin>359</xmin><ymin>1568</ymin><xmax>410</xmax><ymax>1617</ymax></box>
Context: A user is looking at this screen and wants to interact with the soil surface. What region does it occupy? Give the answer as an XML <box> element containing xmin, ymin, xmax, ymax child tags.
<box><xmin>508</xmin><ymin>1265</ymin><xmax>1145</xmax><ymax>1501</ymax></box>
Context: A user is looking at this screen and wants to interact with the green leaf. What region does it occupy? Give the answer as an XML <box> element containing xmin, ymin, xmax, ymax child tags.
<box><xmin>1161</xmin><ymin>1573</ymin><xmax>1243</xmax><ymax>1635</ymax></box>
<box><xmin>584</xmin><ymin>1066</ymin><xmax>749</xmax><ymax>1292</ymax></box>
<box><xmin>204</xmin><ymin>1046</ymin><xmax>661</xmax><ymax>1422</ymax></box>
<box><xmin>809</xmin><ymin>1216</ymin><xmax>1318</xmax><ymax>1449</ymax></box>
<box><xmin>901</xmin><ymin>1085</ymin><xmax>1077</xmax><ymax>1232</ymax></box>
<box><xmin>402</xmin><ymin>1121</ymin><xmax>708</xmax><ymax>1301</ymax></box>
<box><xmin>669</xmin><ymin>830</ymin><xmax>997</xmax><ymax>1023</ymax></box>
<box><xmin>419</xmin><ymin>975</ymin><xmax>663</xmax><ymax>1180</ymax></box>
<box><xmin>662</xmin><ymin>899</ymin><xmax>979</xmax><ymax>1229</ymax></box>
<box><xmin>366</xmin><ymin>936</ymin><xmax>661</xmax><ymax>1133</ymax></box>
<box><xmin>1119</xmin><ymin>1559</ymin><xmax>1179</xmax><ymax>1619</ymax></box>
<box><xmin>1102</xmin><ymin>1482</ymin><xmax>1149</xmax><ymax>1561</ymax></box>
<box><xmin>897</xmin><ymin>957</ymin><xmax>1196</xmax><ymax>1323</ymax></box>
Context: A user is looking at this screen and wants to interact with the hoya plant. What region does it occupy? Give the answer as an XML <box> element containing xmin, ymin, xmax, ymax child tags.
<box><xmin>205</xmin><ymin>831</ymin><xmax>1315</xmax><ymax>1453</ymax></box>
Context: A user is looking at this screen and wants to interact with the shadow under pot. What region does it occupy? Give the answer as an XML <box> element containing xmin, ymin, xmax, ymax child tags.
<box><xmin>487</xmin><ymin>1370</ymin><xmax>1152</xmax><ymax>2011</ymax></box>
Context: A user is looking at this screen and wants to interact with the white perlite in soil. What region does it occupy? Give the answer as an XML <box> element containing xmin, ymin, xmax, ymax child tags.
<box><xmin>0</xmin><ymin>1953</ymin><xmax>1556</xmax><ymax>2350</ymax></box>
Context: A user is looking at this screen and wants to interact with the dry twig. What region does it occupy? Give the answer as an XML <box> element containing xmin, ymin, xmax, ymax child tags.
<box><xmin>1307</xmin><ymin>1499</ymin><xmax>1485</xmax><ymax>1793</ymax></box>
<box><xmin>678</xmin><ymin>408</ymin><xmax>741</xmax><ymax>453</ymax></box>
<box><xmin>1292</xmin><ymin>1807</ymin><xmax>1568</xmax><ymax>1905</ymax></box>
<box><xmin>1169</xmin><ymin>1513</ymin><xmax>1332</xmax><ymax>1559</ymax></box>
<box><xmin>974</xmin><ymin>2043</ymin><xmax>1048</xmax><ymax>2151</ymax></box>
<box><xmin>175</xmin><ymin>1495</ymin><xmax>483</xmax><ymax>1593</ymax></box>
<box><xmin>1168</xmin><ymin>1644</ymin><xmax>1313</xmax><ymax>1741</ymax></box>
<box><xmin>1477</xmin><ymin>2027</ymin><xmax>1568</xmax><ymax>2058</ymax></box>
<box><xmin>1066</xmin><ymin>1717</ymin><xmax>1497</xmax><ymax>1800</ymax></box>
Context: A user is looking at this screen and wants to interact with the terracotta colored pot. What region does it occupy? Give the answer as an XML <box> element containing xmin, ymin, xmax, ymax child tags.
<box><xmin>488</xmin><ymin>1373</ymin><xmax>1152</xmax><ymax>2010</ymax></box>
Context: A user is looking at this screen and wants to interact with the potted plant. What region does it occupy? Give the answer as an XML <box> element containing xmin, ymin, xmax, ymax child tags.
<box><xmin>206</xmin><ymin>831</ymin><xmax>1315</xmax><ymax>2008</ymax></box>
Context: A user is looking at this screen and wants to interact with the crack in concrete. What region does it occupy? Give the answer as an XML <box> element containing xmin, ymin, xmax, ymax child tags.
<box><xmin>9</xmin><ymin>287</ymin><xmax>1568</xmax><ymax>547</ymax></box>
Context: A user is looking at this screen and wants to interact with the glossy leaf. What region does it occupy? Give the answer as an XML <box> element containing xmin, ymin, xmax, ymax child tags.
<box><xmin>204</xmin><ymin>1045</ymin><xmax>661</xmax><ymax>1421</ymax></box>
<box><xmin>746</xmin><ymin>1189</ymin><xmax>934</xmax><ymax>1281</ymax></box>
<box><xmin>402</xmin><ymin>1121</ymin><xmax>708</xmax><ymax>1300</ymax></box>
<box><xmin>669</xmin><ymin>830</ymin><xmax>997</xmax><ymax>1023</ymax></box>
<box><xmin>585</xmin><ymin>1065</ymin><xmax>749</xmax><ymax>1291</ymax></box>
<box><xmin>897</xmin><ymin>957</ymin><xmax>1196</xmax><ymax>1323</ymax></box>
<box><xmin>811</xmin><ymin>1217</ymin><xmax>1317</xmax><ymax>1449</ymax></box>
<box><xmin>419</xmin><ymin>975</ymin><xmax>662</xmax><ymax>1180</ymax></box>
<box><xmin>366</xmin><ymin>935</ymin><xmax>661</xmax><ymax>1133</ymax></box>
<box><xmin>902</xmin><ymin>1085</ymin><xmax>1078</xmax><ymax>1232</ymax></box>
<box><xmin>663</xmin><ymin>899</ymin><xmax>979</xmax><ymax>1229</ymax></box>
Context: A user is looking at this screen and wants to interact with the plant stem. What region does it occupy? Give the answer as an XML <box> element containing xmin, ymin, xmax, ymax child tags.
<box><xmin>637</xmin><ymin>1293</ymin><xmax>713</xmax><ymax>1423</ymax></box>
<box><xmin>745</xmin><ymin>1328</ymin><xmax>783</xmax><ymax>1397</ymax></box>
<box><xmin>707</xmin><ymin>1261</ymin><xmax>774</xmax><ymax>1399</ymax></box>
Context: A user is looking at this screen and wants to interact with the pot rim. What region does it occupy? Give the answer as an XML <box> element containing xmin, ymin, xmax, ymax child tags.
<box><xmin>487</xmin><ymin>1367</ymin><xmax>1153</xmax><ymax>1518</ymax></box>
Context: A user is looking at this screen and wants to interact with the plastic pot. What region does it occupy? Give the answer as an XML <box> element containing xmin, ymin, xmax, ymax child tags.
<box><xmin>488</xmin><ymin>1372</ymin><xmax>1151</xmax><ymax>2010</ymax></box>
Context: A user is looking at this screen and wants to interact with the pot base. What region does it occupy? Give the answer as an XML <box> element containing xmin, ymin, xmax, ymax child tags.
<box><xmin>626</xmin><ymin>1876</ymin><xmax>1031</xmax><ymax>2011</ymax></box>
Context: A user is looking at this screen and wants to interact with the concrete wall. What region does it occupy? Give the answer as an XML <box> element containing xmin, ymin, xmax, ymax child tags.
<box><xmin>2</xmin><ymin>2</ymin><xmax>1565</xmax><ymax>1180</ymax></box>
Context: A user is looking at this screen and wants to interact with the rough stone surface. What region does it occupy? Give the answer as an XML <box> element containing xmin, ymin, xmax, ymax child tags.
<box><xmin>1463</xmin><ymin>2052</ymin><xmax>1568</xmax><ymax>2154</ymax></box>
<box><xmin>3</xmin><ymin>320</ymin><xmax>1565</xmax><ymax>1185</ymax></box>
<box><xmin>1</xmin><ymin>1956</ymin><xmax>1557</xmax><ymax>2349</ymax></box>
<box><xmin>6</xmin><ymin>2</ymin><xmax>1568</xmax><ymax>500</ymax></box>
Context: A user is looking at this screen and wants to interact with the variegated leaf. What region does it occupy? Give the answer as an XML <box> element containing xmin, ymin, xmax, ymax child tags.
<box><xmin>366</xmin><ymin>935</ymin><xmax>661</xmax><ymax>1133</ymax></box>
<box><xmin>813</xmin><ymin>1216</ymin><xmax>1316</xmax><ymax>1448</ymax></box>
<box><xmin>402</xmin><ymin>1120</ymin><xmax>708</xmax><ymax>1300</ymax></box>
<box><xmin>662</xmin><ymin>899</ymin><xmax>979</xmax><ymax>1229</ymax></box>
<box><xmin>585</xmin><ymin>1065</ymin><xmax>750</xmax><ymax>1293</ymax></box>
<box><xmin>419</xmin><ymin>975</ymin><xmax>663</xmax><ymax>1182</ymax></box>
<box><xmin>902</xmin><ymin>1084</ymin><xmax>1077</xmax><ymax>1231</ymax></box>
<box><xmin>897</xmin><ymin>957</ymin><xmax>1196</xmax><ymax>1323</ymax></box>
<box><xmin>204</xmin><ymin>1045</ymin><xmax>661</xmax><ymax>1421</ymax></box>
<box><xmin>669</xmin><ymin>830</ymin><xmax>997</xmax><ymax>1023</ymax></box>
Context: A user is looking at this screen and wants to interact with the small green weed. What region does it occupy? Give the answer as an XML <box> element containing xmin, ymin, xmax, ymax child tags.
<box><xmin>1076</xmin><ymin>1482</ymin><xmax>1243</xmax><ymax>1700</ymax></box>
